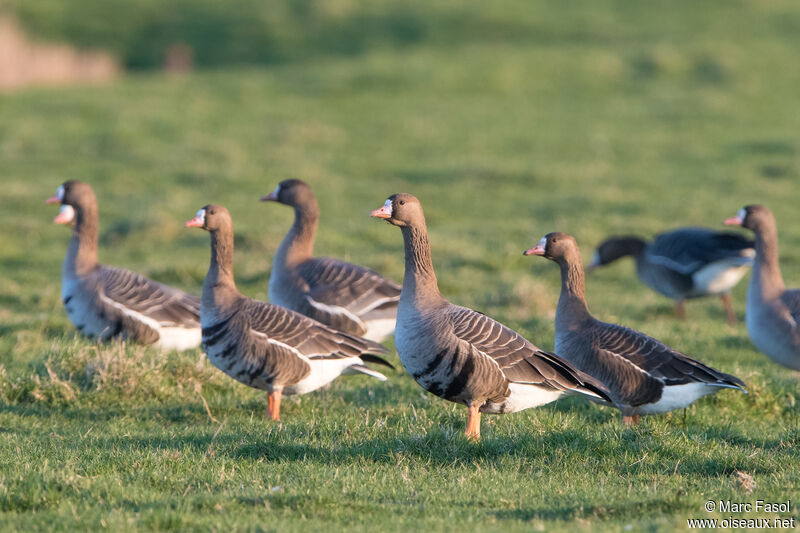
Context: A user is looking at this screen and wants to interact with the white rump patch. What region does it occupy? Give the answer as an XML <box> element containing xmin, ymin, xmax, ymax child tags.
<box><xmin>637</xmin><ymin>382</ymin><xmax>718</xmax><ymax>414</ymax></box>
<box><xmin>286</xmin><ymin>357</ymin><xmax>362</xmax><ymax>395</ymax></box>
<box><xmin>499</xmin><ymin>382</ymin><xmax>566</xmax><ymax>413</ymax></box>
<box><xmin>692</xmin><ymin>260</ymin><xmax>751</xmax><ymax>295</ymax></box>
<box><xmin>363</xmin><ymin>318</ymin><xmax>397</xmax><ymax>342</ymax></box>
<box><xmin>157</xmin><ymin>326</ymin><xmax>202</xmax><ymax>351</ymax></box>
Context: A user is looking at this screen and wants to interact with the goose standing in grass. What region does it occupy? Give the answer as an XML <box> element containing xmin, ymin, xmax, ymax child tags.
<box><xmin>185</xmin><ymin>204</ymin><xmax>393</xmax><ymax>421</ymax></box>
<box><xmin>261</xmin><ymin>179</ymin><xmax>401</xmax><ymax>342</ymax></box>
<box><xmin>588</xmin><ymin>228</ymin><xmax>754</xmax><ymax>324</ymax></box>
<box><xmin>725</xmin><ymin>205</ymin><xmax>800</xmax><ymax>370</ymax></box>
<box><xmin>525</xmin><ymin>232</ymin><xmax>747</xmax><ymax>425</ymax></box>
<box><xmin>46</xmin><ymin>181</ymin><xmax>201</xmax><ymax>350</ymax></box>
<box><xmin>371</xmin><ymin>194</ymin><xmax>611</xmax><ymax>440</ymax></box>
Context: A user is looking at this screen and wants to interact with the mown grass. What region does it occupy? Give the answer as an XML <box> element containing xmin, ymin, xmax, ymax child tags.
<box><xmin>1</xmin><ymin>0</ymin><xmax>800</xmax><ymax>530</ymax></box>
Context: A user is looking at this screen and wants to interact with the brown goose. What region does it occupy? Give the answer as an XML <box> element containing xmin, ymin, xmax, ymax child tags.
<box><xmin>185</xmin><ymin>205</ymin><xmax>393</xmax><ymax>421</ymax></box>
<box><xmin>588</xmin><ymin>228</ymin><xmax>754</xmax><ymax>324</ymax></box>
<box><xmin>525</xmin><ymin>232</ymin><xmax>747</xmax><ymax>425</ymax></box>
<box><xmin>371</xmin><ymin>194</ymin><xmax>611</xmax><ymax>440</ymax></box>
<box><xmin>725</xmin><ymin>205</ymin><xmax>800</xmax><ymax>369</ymax></box>
<box><xmin>46</xmin><ymin>181</ymin><xmax>201</xmax><ymax>350</ymax></box>
<box><xmin>261</xmin><ymin>179</ymin><xmax>401</xmax><ymax>342</ymax></box>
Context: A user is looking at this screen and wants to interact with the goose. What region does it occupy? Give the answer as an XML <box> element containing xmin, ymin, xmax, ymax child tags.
<box><xmin>370</xmin><ymin>194</ymin><xmax>611</xmax><ymax>440</ymax></box>
<box><xmin>525</xmin><ymin>232</ymin><xmax>747</xmax><ymax>425</ymax></box>
<box><xmin>185</xmin><ymin>204</ymin><xmax>394</xmax><ymax>420</ymax></box>
<box><xmin>588</xmin><ymin>228</ymin><xmax>754</xmax><ymax>324</ymax></box>
<box><xmin>46</xmin><ymin>180</ymin><xmax>201</xmax><ymax>350</ymax></box>
<box><xmin>261</xmin><ymin>179</ymin><xmax>400</xmax><ymax>342</ymax></box>
<box><xmin>725</xmin><ymin>205</ymin><xmax>800</xmax><ymax>370</ymax></box>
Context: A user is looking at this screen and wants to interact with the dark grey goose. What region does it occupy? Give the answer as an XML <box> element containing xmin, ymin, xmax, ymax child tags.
<box><xmin>46</xmin><ymin>181</ymin><xmax>201</xmax><ymax>350</ymax></box>
<box><xmin>588</xmin><ymin>228</ymin><xmax>754</xmax><ymax>324</ymax></box>
<box><xmin>261</xmin><ymin>179</ymin><xmax>400</xmax><ymax>342</ymax></box>
<box><xmin>371</xmin><ymin>194</ymin><xmax>611</xmax><ymax>440</ymax></box>
<box><xmin>525</xmin><ymin>232</ymin><xmax>747</xmax><ymax>425</ymax></box>
<box><xmin>185</xmin><ymin>204</ymin><xmax>393</xmax><ymax>421</ymax></box>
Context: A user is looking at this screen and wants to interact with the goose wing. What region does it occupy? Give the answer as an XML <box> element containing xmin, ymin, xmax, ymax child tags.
<box><xmin>779</xmin><ymin>289</ymin><xmax>800</xmax><ymax>326</ymax></box>
<box><xmin>648</xmin><ymin>228</ymin><xmax>754</xmax><ymax>275</ymax></box>
<box><xmin>98</xmin><ymin>265</ymin><xmax>200</xmax><ymax>328</ymax></box>
<box><xmin>447</xmin><ymin>305</ymin><xmax>610</xmax><ymax>400</ymax></box>
<box><xmin>240</xmin><ymin>298</ymin><xmax>389</xmax><ymax>361</ymax></box>
<box><xmin>298</xmin><ymin>257</ymin><xmax>401</xmax><ymax>318</ymax></box>
<box><xmin>587</xmin><ymin>321</ymin><xmax>745</xmax><ymax>390</ymax></box>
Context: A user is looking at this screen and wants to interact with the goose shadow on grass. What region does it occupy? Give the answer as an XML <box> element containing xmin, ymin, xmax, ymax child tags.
<box><xmin>1</xmin><ymin>403</ymin><xmax>793</xmax><ymax>470</ymax></box>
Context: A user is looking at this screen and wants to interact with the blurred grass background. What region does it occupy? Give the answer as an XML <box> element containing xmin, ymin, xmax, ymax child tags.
<box><xmin>0</xmin><ymin>0</ymin><xmax>799</xmax><ymax>531</ymax></box>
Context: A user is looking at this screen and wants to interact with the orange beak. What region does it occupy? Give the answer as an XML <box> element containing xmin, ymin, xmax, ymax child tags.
<box><xmin>370</xmin><ymin>205</ymin><xmax>392</xmax><ymax>219</ymax></box>
<box><xmin>523</xmin><ymin>244</ymin><xmax>546</xmax><ymax>256</ymax></box>
<box><xmin>184</xmin><ymin>216</ymin><xmax>204</xmax><ymax>228</ymax></box>
<box><xmin>45</xmin><ymin>195</ymin><xmax>60</xmax><ymax>205</ymax></box>
<box><xmin>724</xmin><ymin>215</ymin><xmax>743</xmax><ymax>226</ymax></box>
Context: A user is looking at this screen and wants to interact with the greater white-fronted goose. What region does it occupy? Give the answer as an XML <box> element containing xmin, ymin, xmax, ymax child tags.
<box><xmin>525</xmin><ymin>232</ymin><xmax>747</xmax><ymax>425</ymax></box>
<box><xmin>370</xmin><ymin>194</ymin><xmax>611</xmax><ymax>440</ymax></box>
<box><xmin>261</xmin><ymin>179</ymin><xmax>400</xmax><ymax>342</ymax></box>
<box><xmin>185</xmin><ymin>204</ymin><xmax>393</xmax><ymax>420</ymax></box>
<box><xmin>588</xmin><ymin>228</ymin><xmax>754</xmax><ymax>324</ymax></box>
<box><xmin>725</xmin><ymin>205</ymin><xmax>800</xmax><ymax>370</ymax></box>
<box><xmin>46</xmin><ymin>181</ymin><xmax>201</xmax><ymax>350</ymax></box>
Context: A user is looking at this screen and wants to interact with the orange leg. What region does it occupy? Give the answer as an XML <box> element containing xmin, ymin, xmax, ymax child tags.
<box><xmin>466</xmin><ymin>403</ymin><xmax>481</xmax><ymax>441</ymax></box>
<box><xmin>267</xmin><ymin>389</ymin><xmax>282</xmax><ymax>421</ymax></box>
<box><xmin>675</xmin><ymin>299</ymin><xmax>687</xmax><ymax>320</ymax></box>
<box><xmin>721</xmin><ymin>293</ymin><xmax>737</xmax><ymax>325</ymax></box>
<box><xmin>622</xmin><ymin>414</ymin><xmax>640</xmax><ymax>426</ymax></box>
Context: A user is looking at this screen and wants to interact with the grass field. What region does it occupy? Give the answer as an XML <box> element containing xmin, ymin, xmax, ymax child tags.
<box><xmin>2</xmin><ymin>1</ymin><xmax>800</xmax><ymax>530</ymax></box>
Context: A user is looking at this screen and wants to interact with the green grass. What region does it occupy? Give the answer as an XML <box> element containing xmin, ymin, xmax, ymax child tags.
<box><xmin>2</xmin><ymin>1</ymin><xmax>800</xmax><ymax>530</ymax></box>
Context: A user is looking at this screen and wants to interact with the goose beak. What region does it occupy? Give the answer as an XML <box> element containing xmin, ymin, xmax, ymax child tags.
<box><xmin>184</xmin><ymin>216</ymin><xmax>204</xmax><ymax>228</ymax></box>
<box><xmin>260</xmin><ymin>192</ymin><xmax>278</xmax><ymax>202</ymax></box>
<box><xmin>724</xmin><ymin>215</ymin><xmax>743</xmax><ymax>226</ymax></box>
<box><xmin>45</xmin><ymin>195</ymin><xmax>60</xmax><ymax>205</ymax></box>
<box><xmin>370</xmin><ymin>205</ymin><xmax>392</xmax><ymax>219</ymax></box>
<box><xmin>523</xmin><ymin>244</ymin><xmax>546</xmax><ymax>256</ymax></box>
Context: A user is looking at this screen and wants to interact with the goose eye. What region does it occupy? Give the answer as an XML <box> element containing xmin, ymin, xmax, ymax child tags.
<box><xmin>399</xmin><ymin>200</ymin><xmax>405</xmax><ymax>205</ymax></box>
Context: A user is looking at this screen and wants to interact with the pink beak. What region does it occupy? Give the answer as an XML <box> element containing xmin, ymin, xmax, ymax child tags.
<box><xmin>724</xmin><ymin>215</ymin><xmax>743</xmax><ymax>226</ymax></box>
<box><xmin>184</xmin><ymin>216</ymin><xmax>204</xmax><ymax>228</ymax></box>
<box><xmin>260</xmin><ymin>192</ymin><xmax>278</xmax><ymax>202</ymax></box>
<box><xmin>370</xmin><ymin>205</ymin><xmax>392</xmax><ymax>219</ymax></box>
<box><xmin>45</xmin><ymin>195</ymin><xmax>60</xmax><ymax>205</ymax></box>
<box><xmin>523</xmin><ymin>245</ymin><xmax>546</xmax><ymax>256</ymax></box>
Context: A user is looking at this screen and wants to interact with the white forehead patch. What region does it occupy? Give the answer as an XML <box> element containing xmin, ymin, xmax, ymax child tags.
<box><xmin>58</xmin><ymin>204</ymin><xmax>75</xmax><ymax>222</ymax></box>
<box><xmin>384</xmin><ymin>198</ymin><xmax>393</xmax><ymax>215</ymax></box>
<box><xmin>738</xmin><ymin>208</ymin><xmax>746</xmax><ymax>221</ymax></box>
<box><xmin>56</xmin><ymin>185</ymin><xmax>65</xmax><ymax>201</ymax></box>
<box><xmin>196</xmin><ymin>209</ymin><xmax>206</xmax><ymax>223</ymax></box>
<box><xmin>273</xmin><ymin>184</ymin><xmax>281</xmax><ymax>197</ymax></box>
<box><xmin>538</xmin><ymin>237</ymin><xmax>547</xmax><ymax>248</ymax></box>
